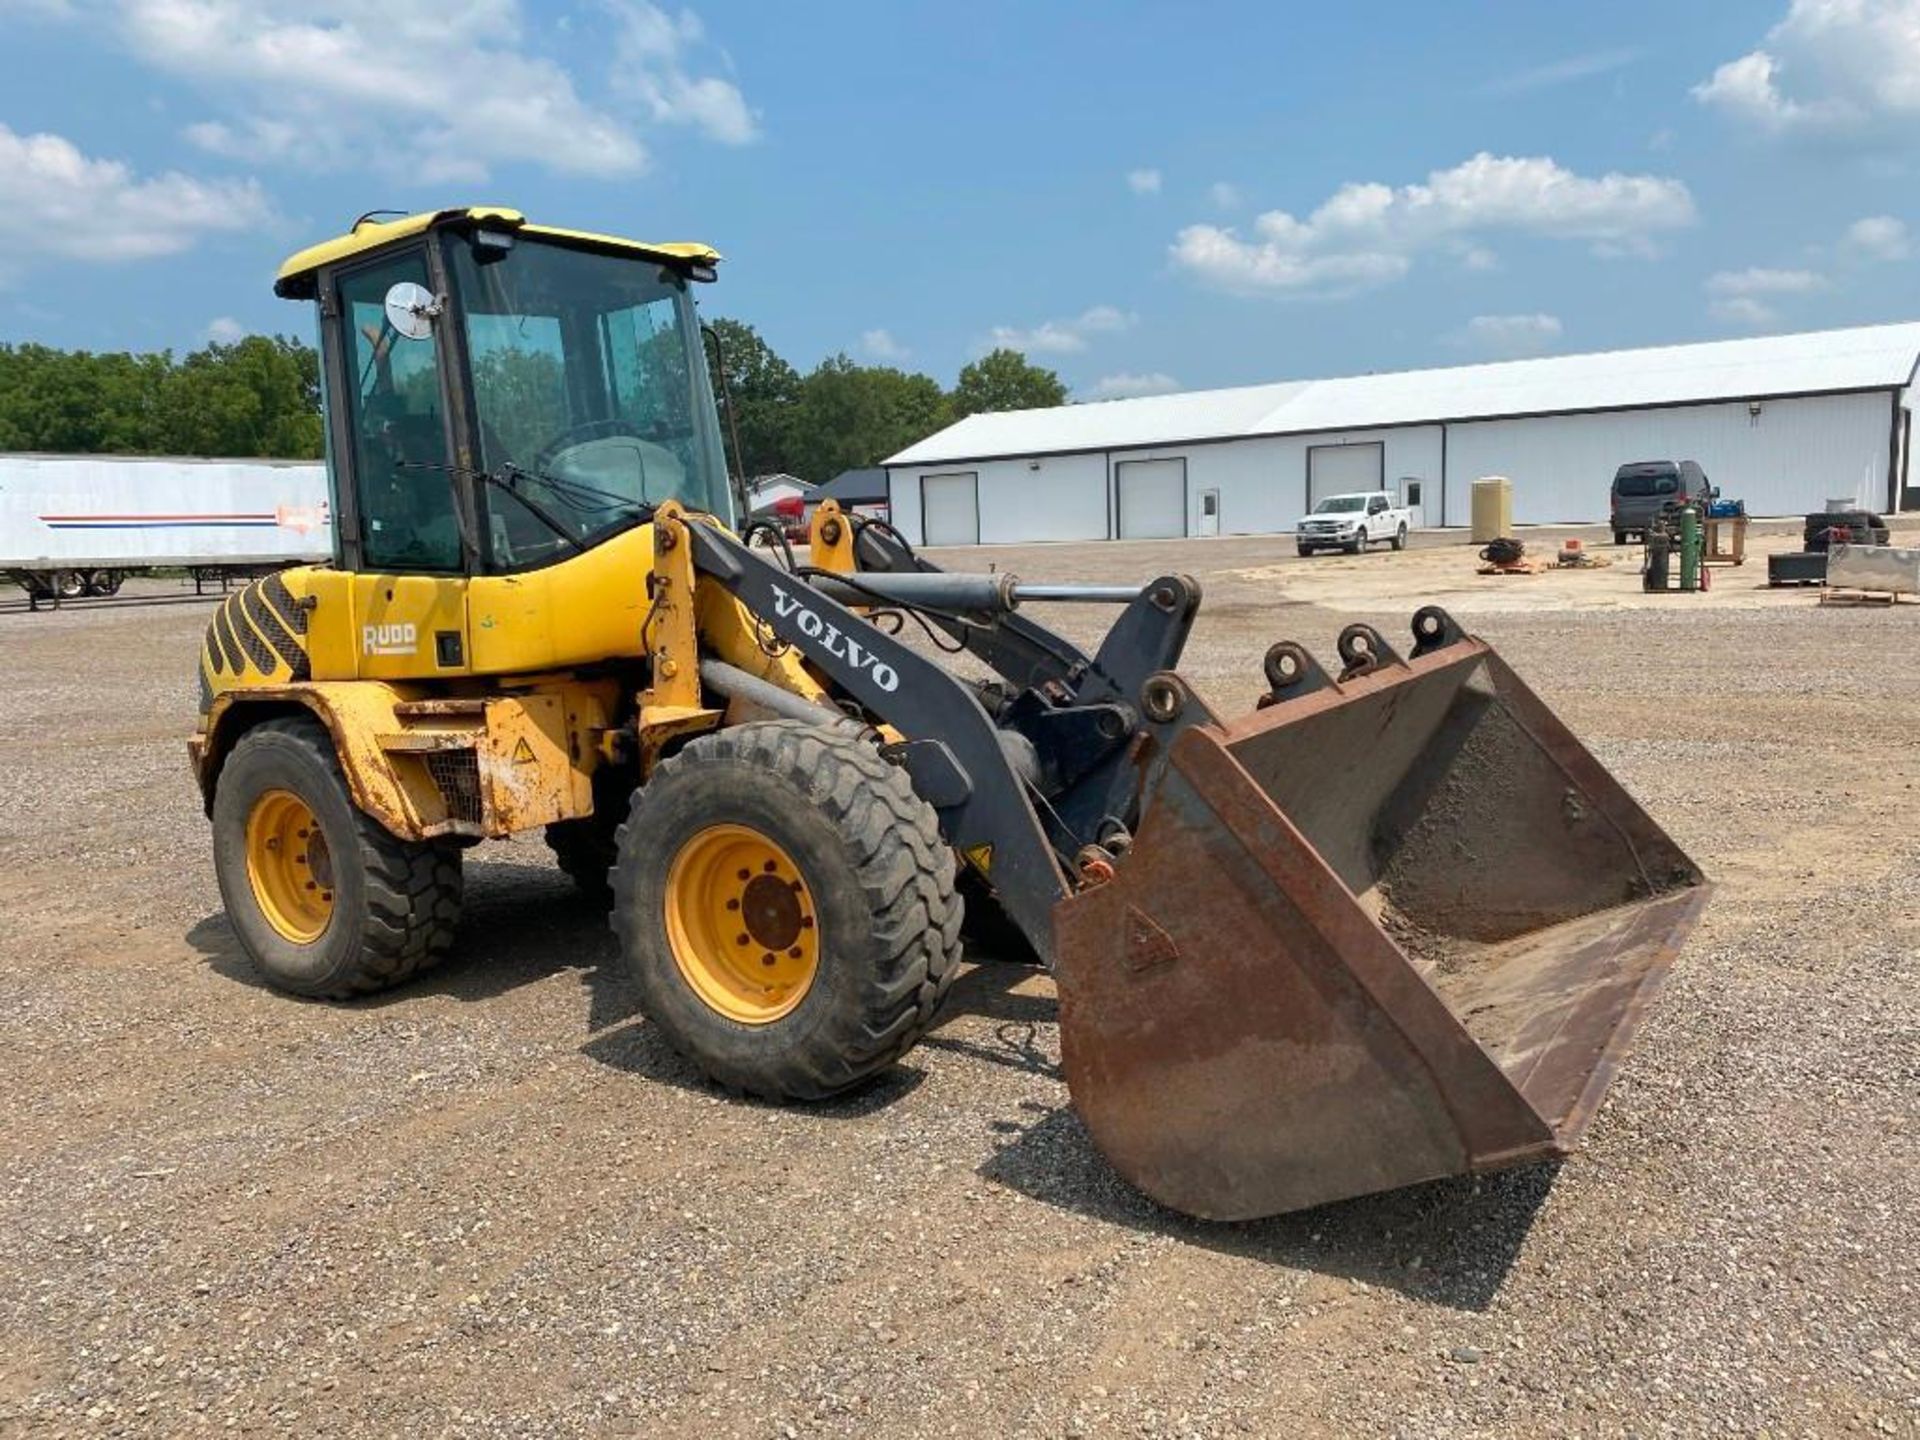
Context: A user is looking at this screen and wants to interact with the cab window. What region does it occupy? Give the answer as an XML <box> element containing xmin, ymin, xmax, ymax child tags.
<box><xmin>449</xmin><ymin>233</ymin><xmax>730</xmax><ymax>571</ymax></box>
<box><xmin>338</xmin><ymin>253</ymin><xmax>462</xmax><ymax>571</ymax></box>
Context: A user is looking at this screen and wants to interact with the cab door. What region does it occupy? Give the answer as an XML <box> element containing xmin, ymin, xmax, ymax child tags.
<box><xmin>330</xmin><ymin>248</ymin><xmax>472</xmax><ymax>680</ymax></box>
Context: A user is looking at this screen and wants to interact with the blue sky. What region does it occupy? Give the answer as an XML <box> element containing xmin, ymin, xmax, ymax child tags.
<box><xmin>3</xmin><ymin>0</ymin><xmax>1919</xmax><ymax>398</ymax></box>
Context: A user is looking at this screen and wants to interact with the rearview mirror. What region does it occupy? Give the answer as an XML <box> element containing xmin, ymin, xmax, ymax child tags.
<box><xmin>383</xmin><ymin>282</ymin><xmax>441</xmax><ymax>341</ymax></box>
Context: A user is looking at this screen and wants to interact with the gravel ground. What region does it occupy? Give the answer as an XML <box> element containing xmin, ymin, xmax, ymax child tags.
<box><xmin>0</xmin><ymin>536</ymin><xmax>1915</xmax><ymax>1439</ymax></box>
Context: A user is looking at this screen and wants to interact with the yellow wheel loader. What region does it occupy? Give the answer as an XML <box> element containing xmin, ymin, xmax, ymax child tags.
<box><xmin>190</xmin><ymin>207</ymin><xmax>1709</xmax><ymax>1220</ymax></box>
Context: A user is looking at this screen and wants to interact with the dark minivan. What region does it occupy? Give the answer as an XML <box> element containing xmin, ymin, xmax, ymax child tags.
<box><xmin>1610</xmin><ymin>460</ymin><xmax>1713</xmax><ymax>543</ymax></box>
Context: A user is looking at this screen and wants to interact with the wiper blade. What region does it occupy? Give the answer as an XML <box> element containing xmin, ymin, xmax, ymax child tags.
<box><xmin>480</xmin><ymin>469</ymin><xmax>591</xmax><ymax>553</ymax></box>
<box><xmin>502</xmin><ymin>462</ymin><xmax>653</xmax><ymax>519</ymax></box>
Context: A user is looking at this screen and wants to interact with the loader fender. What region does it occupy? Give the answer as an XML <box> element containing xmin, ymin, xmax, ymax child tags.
<box><xmin>192</xmin><ymin>680</ymin><xmax>614</xmax><ymax>842</ymax></box>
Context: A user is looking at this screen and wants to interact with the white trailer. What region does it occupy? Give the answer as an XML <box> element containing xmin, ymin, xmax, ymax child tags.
<box><xmin>0</xmin><ymin>453</ymin><xmax>331</xmax><ymax>604</ymax></box>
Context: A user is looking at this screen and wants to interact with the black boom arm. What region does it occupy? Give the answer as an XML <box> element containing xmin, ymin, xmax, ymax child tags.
<box><xmin>687</xmin><ymin>524</ymin><xmax>1214</xmax><ymax>965</ymax></box>
<box><xmin>688</xmin><ymin>525</ymin><xmax>1073</xmax><ymax>955</ymax></box>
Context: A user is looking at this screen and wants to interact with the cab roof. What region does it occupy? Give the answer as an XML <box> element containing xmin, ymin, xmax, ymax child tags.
<box><xmin>273</xmin><ymin>206</ymin><xmax>721</xmax><ymax>298</ymax></box>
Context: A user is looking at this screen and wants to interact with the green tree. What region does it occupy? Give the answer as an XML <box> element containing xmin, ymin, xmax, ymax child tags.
<box><xmin>0</xmin><ymin>336</ymin><xmax>321</xmax><ymax>457</ymax></box>
<box><xmin>156</xmin><ymin>335</ymin><xmax>324</xmax><ymax>458</ymax></box>
<box><xmin>951</xmin><ymin>348</ymin><xmax>1067</xmax><ymax>418</ymax></box>
<box><xmin>784</xmin><ymin>355</ymin><xmax>951</xmax><ymax>484</ymax></box>
<box><xmin>0</xmin><ymin>344</ymin><xmax>169</xmax><ymax>452</ymax></box>
<box><xmin>702</xmin><ymin>317</ymin><xmax>801</xmax><ymax>479</ymax></box>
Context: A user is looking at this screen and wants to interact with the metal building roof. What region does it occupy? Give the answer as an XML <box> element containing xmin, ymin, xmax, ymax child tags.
<box><xmin>887</xmin><ymin>322</ymin><xmax>1920</xmax><ymax>467</ymax></box>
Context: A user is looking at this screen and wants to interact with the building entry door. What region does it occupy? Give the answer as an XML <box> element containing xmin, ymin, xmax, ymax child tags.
<box><xmin>1196</xmin><ymin>488</ymin><xmax>1220</xmax><ymax>537</ymax></box>
<box><xmin>1399</xmin><ymin>477</ymin><xmax>1426</xmax><ymax>529</ymax></box>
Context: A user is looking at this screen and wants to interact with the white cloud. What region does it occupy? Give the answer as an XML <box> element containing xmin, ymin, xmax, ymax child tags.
<box><xmin>609</xmin><ymin>1</ymin><xmax>757</xmax><ymax>145</ymax></box>
<box><xmin>1844</xmin><ymin>213</ymin><xmax>1911</xmax><ymax>259</ymax></box>
<box><xmin>1694</xmin><ymin>0</ymin><xmax>1920</xmax><ymax>135</ymax></box>
<box><xmin>1126</xmin><ymin>167</ymin><xmax>1162</xmax><ymax>195</ymax></box>
<box><xmin>118</xmin><ymin>0</ymin><xmax>650</xmax><ymax>180</ymax></box>
<box><xmin>0</xmin><ymin>124</ymin><xmax>272</xmax><ymax>280</ymax></box>
<box><xmin>858</xmin><ymin>328</ymin><xmax>908</xmax><ymax>361</ymax></box>
<box><xmin>1482</xmin><ymin>47</ymin><xmax>1640</xmax><ymax>95</ymax></box>
<box><xmin>1711</xmin><ymin>296</ymin><xmax>1782</xmax><ymax>327</ymax></box>
<box><xmin>1705</xmin><ymin>266</ymin><xmax>1830</xmax><ymax>295</ymax></box>
<box><xmin>1170</xmin><ymin>152</ymin><xmax>1694</xmax><ymax>299</ymax></box>
<box><xmin>984</xmin><ymin>304</ymin><xmax>1135</xmax><ymax>356</ymax></box>
<box><xmin>1704</xmin><ymin>267</ymin><xmax>1830</xmax><ymax>327</ymax></box>
<box><xmin>35</xmin><ymin>0</ymin><xmax>753</xmax><ymax>183</ymax></box>
<box><xmin>1085</xmin><ymin>372</ymin><xmax>1181</xmax><ymax>400</ymax></box>
<box><xmin>1208</xmin><ymin>181</ymin><xmax>1242</xmax><ymax>210</ymax></box>
<box><xmin>1452</xmin><ymin>313</ymin><xmax>1563</xmax><ymax>356</ymax></box>
<box><xmin>205</xmin><ymin>315</ymin><xmax>246</xmax><ymax>342</ymax></box>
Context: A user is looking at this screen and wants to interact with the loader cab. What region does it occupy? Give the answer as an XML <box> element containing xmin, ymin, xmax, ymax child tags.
<box><xmin>274</xmin><ymin>208</ymin><xmax>733</xmax><ymax>578</ymax></box>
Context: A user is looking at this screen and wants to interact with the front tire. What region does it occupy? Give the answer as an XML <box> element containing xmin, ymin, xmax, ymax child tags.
<box><xmin>1614</xmin><ymin>529</ymin><xmax>1628</xmax><ymax>546</ymax></box>
<box><xmin>1296</xmin><ymin>544</ymin><xmax>1313</xmax><ymax>557</ymax></box>
<box><xmin>211</xmin><ymin>716</ymin><xmax>463</xmax><ymax>998</ymax></box>
<box><xmin>611</xmin><ymin>720</ymin><xmax>962</xmax><ymax>1101</ymax></box>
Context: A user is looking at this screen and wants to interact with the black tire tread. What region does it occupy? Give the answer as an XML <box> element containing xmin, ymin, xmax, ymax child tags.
<box><xmin>610</xmin><ymin>720</ymin><xmax>962</xmax><ymax>1100</ymax></box>
<box><xmin>545</xmin><ymin>817</ymin><xmax>618</xmax><ymax>903</ymax></box>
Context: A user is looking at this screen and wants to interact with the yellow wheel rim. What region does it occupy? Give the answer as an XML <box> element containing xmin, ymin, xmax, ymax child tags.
<box><xmin>245</xmin><ymin>789</ymin><xmax>335</xmax><ymax>944</ymax></box>
<box><xmin>665</xmin><ymin>824</ymin><xmax>820</xmax><ymax>1025</ymax></box>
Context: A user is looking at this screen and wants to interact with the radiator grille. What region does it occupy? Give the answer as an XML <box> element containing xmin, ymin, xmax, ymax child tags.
<box><xmin>425</xmin><ymin>749</ymin><xmax>483</xmax><ymax>825</ymax></box>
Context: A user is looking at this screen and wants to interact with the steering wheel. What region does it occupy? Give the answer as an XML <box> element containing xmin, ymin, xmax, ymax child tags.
<box><xmin>532</xmin><ymin>418</ymin><xmax>656</xmax><ymax>471</ymax></box>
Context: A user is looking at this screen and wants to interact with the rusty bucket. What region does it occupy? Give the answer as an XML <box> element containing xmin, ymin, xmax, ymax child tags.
<box><xmin>1053</xmin><ymin>609</ymin><xmax>1708</xmax><ymax>1221</ymax></box>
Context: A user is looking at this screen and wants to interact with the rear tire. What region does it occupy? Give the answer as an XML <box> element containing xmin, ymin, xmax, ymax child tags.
<box><xmin>1391</xmin><ymin>523</ymin><xmax>1407</xmax><ymax>552</ymax></box>
<box><xmin>611</xmin><ymin>720</ymin><xmax>963</xmax><ymax>1101</ymax></box>
<box><xmin>546</xmin><ymin>817</ymin><xmax>618</xmax><ymax>904</ymax></box>
<box><xmin>211</xmin><ymin>716</ymin><xmax>463</xmax><ymax>998</ymax></box>
<box><xmin>1613</xmin><ymin>530</ymin><xmax>1628</xmax><ymax>546</ymax></box>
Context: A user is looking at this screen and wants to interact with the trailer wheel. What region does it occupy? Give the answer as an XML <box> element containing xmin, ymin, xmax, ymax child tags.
<box><xmin>611</xmin><ymin>720</ymin><xmax>962</xmax><ymax>1101</ymax></box>
<box><xmin>54</xmin><ymin>570</ymin><xmax>85</xmax><ymax>600</ymax></box>
<box><xmin>212</xmin><ymin>716</ymin><xmax>462</xmax><ymax>998</ymax></box>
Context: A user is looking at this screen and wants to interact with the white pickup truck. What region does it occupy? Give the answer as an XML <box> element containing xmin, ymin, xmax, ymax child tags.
<box><xmin>1294</xmin><ymin>490</ymin><xmax>1411</xmax><ymax>556</ymax></box>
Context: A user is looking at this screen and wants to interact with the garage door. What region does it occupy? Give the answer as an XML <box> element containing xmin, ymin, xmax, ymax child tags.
<box><xmin>920</xmin><ymin>472</ymin><xmax>979</xmax><ymax>545</ymax></box>
<box><xmin>1307</xmin><ymin>443</ymin><xmax>1383</xmax><ymax>509</ymax></box>
<box><xmin>1116</xmin><ymin>459</ymin><xmax>1186</xmax><ymax>539</ymax></box>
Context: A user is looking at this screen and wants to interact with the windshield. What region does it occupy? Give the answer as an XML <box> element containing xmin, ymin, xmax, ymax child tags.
<box><xmin>449</xmin><ymin>233</ymin><xmax>731</xmax><ymax>568</ymax></box>
<box><xmin>1313</xmin><ymin>496</ymin><xmax>1367</xmax><ymax>513</ymax></box>
<box><xmin>1615</xmin><ymin>471</ymin><xmax>1677</xmax><ymax>498</ymax></box>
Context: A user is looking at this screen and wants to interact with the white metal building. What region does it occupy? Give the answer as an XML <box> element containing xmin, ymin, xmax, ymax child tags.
<box><xmin>884</xmin><ymin>323</ymin><xmax>1920</xmax><ymax>545</ymax></box>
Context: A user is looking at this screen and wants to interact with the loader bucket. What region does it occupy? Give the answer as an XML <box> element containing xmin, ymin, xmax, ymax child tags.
<box><xmin>1053</xmin><ymin>611</ymin><xmax>1708</xmax><ymax>1221</ymax></box>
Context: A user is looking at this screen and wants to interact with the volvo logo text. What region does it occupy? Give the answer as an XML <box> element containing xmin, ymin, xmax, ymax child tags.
<box><xmin>766</xmin><ymin>582</ymin><xmax>900</xmax><ymax>692</ymax></box>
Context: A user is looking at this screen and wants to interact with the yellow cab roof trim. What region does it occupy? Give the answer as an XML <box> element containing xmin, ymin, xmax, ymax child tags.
<box><xmin>273</xmin><ymin>207</ymin><xmax>721</xmax><ymax>293</ymax></box>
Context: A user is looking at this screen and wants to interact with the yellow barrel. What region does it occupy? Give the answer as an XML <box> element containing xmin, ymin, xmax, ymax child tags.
<box><xmin>1471</xmin><ymin>476</ymin><xmax>1513</xmax><ymax>543</ymax></box>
